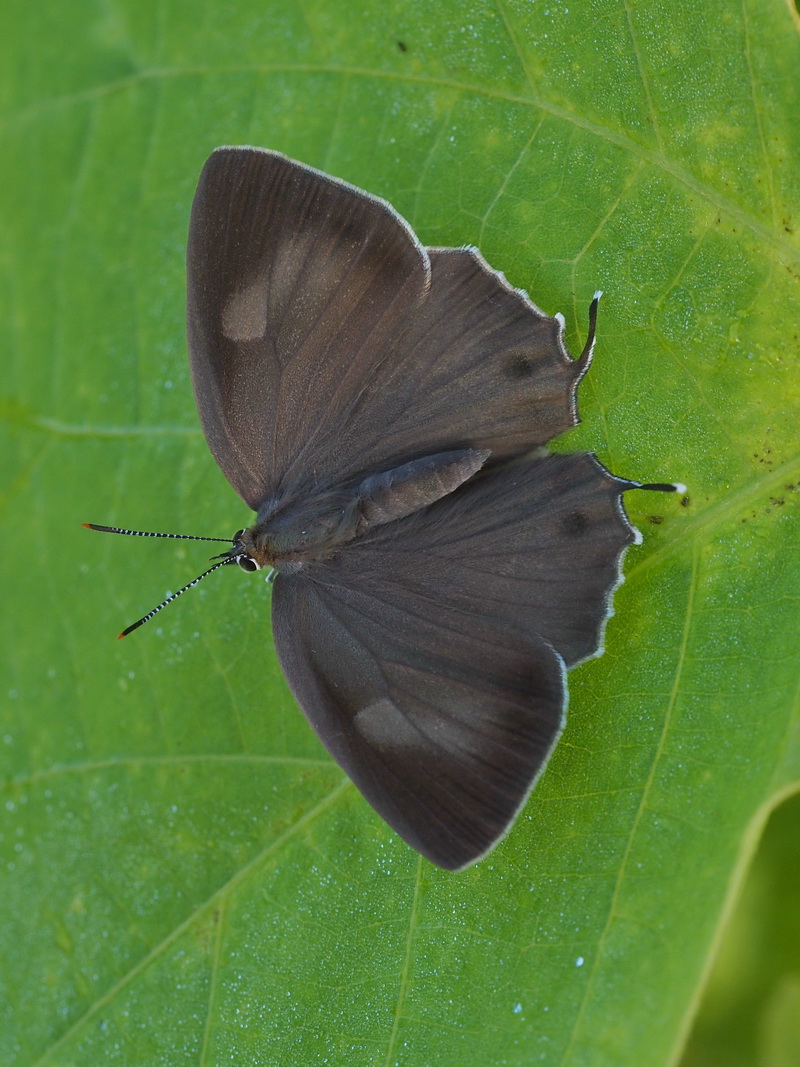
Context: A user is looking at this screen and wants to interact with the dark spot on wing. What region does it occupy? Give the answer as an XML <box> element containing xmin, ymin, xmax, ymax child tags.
<box><xmin>506</xmin><ymin>355</ymin><xmax>536</xmax><ymax>379</ymax></box>
<box><xmin>562</xmin><ymin>511</ymin><xmax>589</xmax><ymax>536</ymax></box>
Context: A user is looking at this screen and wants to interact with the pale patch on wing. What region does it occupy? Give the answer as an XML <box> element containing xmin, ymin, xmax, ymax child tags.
<box><xmin>222</xmin><ymin>277</ymin><xmax>268</xmax><ymax>340</ymax></box>
<box><xmin>354</xmin><ymin>692</ymin><xmax>488</xmax><ymax>763</ymax></box>
<box><xmin>354</xmin><ymin>699</ymin><xmax>422</xmax><ymax>750</ymax></box>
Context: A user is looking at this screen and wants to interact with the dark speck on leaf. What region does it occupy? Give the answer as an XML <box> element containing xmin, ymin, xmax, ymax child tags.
<box><xmin>397</xmin><ymin>40</ymin><xmax>408</xmax><ymax>51</ymax></box>
<box><xmin>648</xmin><ymin>515</ymin><xmax>664</xmax><ymax>525</ymax></box>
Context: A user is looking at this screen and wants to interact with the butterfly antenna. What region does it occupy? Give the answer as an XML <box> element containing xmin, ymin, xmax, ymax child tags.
<box><xmin>117</xmin><ymin>557</ymin><xmax>237</xmax><ymax>639</ymax></box>
<box><xmin>83</xmin><ymin>523</ymin><xmax>233</xmax><ymax>544</ymax></box>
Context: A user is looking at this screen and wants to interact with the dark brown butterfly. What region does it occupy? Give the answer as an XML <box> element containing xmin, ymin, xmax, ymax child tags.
<box><xmin>87</xmin><ymin>147</ymin><xmax>680</xmax><ymax>870</ymax></box>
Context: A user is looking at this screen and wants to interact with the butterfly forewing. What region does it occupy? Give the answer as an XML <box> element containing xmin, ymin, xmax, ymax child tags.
<box><xmin>187</xmin><ymin>148</ymin><xmax>589</xmax><ymax>512</ymax></box>
<box><xmin>321</xmin><ymin>248</ymin><xmax>586</xmax><ymax>475</ymax></box>
<box><xmin>187</xmin><ymin>146</ymin><xmax>430</xmax><ymax>509</ymax></box>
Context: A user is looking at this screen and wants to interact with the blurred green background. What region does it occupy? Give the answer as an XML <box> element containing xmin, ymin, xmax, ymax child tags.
<box><xmin>1</xmin><ymin>1</ymin><xmax>798</xmax><ymax>1064</ymax></box>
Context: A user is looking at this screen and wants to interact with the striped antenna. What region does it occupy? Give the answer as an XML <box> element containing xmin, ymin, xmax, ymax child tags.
<box><xmin>118</xmin><ymin>557</ymin><xmax>237</xmax><ymax>638</ymax></box>
<box><xmin>83</xmin><ymin>523</ymin><xmax>233</xmax><ymax>544</ymax></box>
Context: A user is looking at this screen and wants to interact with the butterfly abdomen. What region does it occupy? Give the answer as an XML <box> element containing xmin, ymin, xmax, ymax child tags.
<box><xmin>246</xmin><ymin>448</ymin><xmax>491</xmax><ymax>568</ymax></box>
<box><xmin>355</xmin><ymin>449</ymin><xmax>490</xmax><ymax>531</ymax></box>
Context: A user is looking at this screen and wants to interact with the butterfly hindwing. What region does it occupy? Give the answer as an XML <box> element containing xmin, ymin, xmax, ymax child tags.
<box><xmin>271</xmin><ymin>452</ymin><xmax>636</xmax><ymax>868</ymax></box>
<box><xmin>272</xmin><ymin>572</ymin><xmax>567</xmax><ymax>870</ymax></box>
<box><xmin>327</xmin><ymin>451</ymin><xmax>638</xmax><ymax>668</ymax></box>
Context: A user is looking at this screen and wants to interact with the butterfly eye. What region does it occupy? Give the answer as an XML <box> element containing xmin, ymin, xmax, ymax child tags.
<box><xmin>237</xmin><ymin>556</ymin><xmax>260</xmax><ymax>572</ymax></box>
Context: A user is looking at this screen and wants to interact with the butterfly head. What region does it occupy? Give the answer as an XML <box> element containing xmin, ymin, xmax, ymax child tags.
<box><xmin>212</xmin><ymin>528</ymin><xmax>264</xmax><ymax>572</ymax></box>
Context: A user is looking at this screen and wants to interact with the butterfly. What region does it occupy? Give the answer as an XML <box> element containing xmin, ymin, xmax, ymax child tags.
<box><xmin>87</xmin><ymin>147</ymin><xmax>679</xmax><ymax>870</ymax></box>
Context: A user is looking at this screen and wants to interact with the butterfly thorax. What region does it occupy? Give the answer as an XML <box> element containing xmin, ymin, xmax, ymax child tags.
<box><xmin>241</xmin><ymin>448</ymin><xmax>490</xmax><ymax>570</ymax></box>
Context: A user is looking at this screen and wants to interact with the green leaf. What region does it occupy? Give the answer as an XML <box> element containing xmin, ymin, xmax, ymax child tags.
<box><xmin>1</xmin><ymin>0</ymin><xmax>798</xmax><ymax>1063</ymax></box>
<box><xmin>682</xmin><ymin>791</ymin><xmax>800</xmax><ymax>1067</ymax></box>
